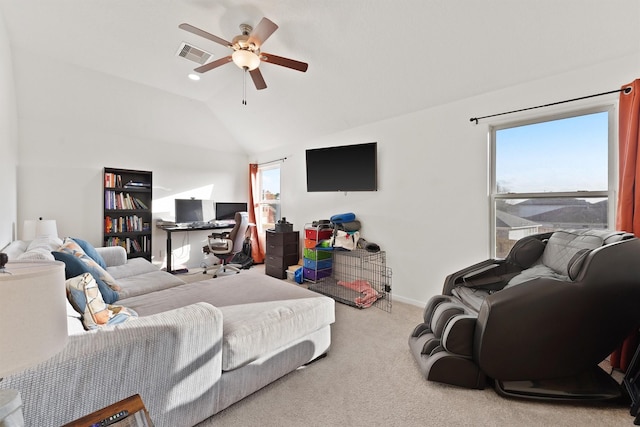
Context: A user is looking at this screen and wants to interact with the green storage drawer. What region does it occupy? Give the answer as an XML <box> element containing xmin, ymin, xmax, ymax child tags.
<box><xmin>303</xmin><ymin>247</ymin><xmax>332</xmax><ymax>261</ymax></box>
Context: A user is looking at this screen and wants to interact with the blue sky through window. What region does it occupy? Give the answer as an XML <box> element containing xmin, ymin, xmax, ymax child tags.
<box><xmin>496</xmin><ymin>111</ymin><xmax>608</xmax><ymax>193</ymax></box>
<box><xmin>261</xmin><ymin>166</ymin><xmax>280</xmax><ymax>199</ymax></box>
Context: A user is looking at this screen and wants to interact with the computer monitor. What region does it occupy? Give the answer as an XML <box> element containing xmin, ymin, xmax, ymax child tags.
<box><xmin>175</xmin><ymin>199</ymin><xmax>214</xmax><ymax>225</ymax></box>
<box><xmin>215</xmin><ymin>202</ymin><xmax>248</xmax><ymax>221</ymax></box>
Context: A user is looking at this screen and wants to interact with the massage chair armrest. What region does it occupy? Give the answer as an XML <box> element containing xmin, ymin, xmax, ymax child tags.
<box><xmin>442</xmin><ymin>232</ymin><xmax>551</xmax><ymax>296</ymax></box>
<box><xmin>443</xmin><ymin>259</ymin><xmax>514</xmax><ymax>295</ymax></box>
<box><xmin>475</xmin><ymin>240</ymin><xmax>640</xmax><ymax>381</ymax></box>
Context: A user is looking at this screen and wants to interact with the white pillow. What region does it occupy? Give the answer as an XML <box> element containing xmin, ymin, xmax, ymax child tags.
<box><xmin>2</xmin><ymin>240</ymin><xmax>29</xmax><ymax>260</ymax></box>
<box><xmin>14</xmin><ymin>236</ymin><xmax>63</xmax><ymax>261</ymax></box>
<box><xmin>16</xmin><ymin>247</ymin><xmax>54</xmax><ymax>261</ymax></box>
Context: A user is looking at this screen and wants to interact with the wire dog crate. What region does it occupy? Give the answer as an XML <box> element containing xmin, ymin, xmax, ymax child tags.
<box><xmin>308</xmin><ymin>249</ymin><xmax>392</xmax><ymax>312</ymax></box>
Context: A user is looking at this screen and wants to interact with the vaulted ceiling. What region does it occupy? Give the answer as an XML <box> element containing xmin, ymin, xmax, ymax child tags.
<box><xmin>0</xmin><ymin>0</ymin><xmax>637</xmax><ymax>155</ymax></box>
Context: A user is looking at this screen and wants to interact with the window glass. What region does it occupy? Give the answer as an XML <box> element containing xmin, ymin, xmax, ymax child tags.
<box><xmin>492</xmin><ymin>110</ymin><xmax>611</xmax><ymax>257</ymax></box>
<box><xmin>258</xmin><ymin>164</ymin><xmax>281</xmax><ymax>232</ymax></box>
<box><xmin>495</xmin><ymin>112</ymin><xmax>608</xmax><ymax>193</ymax></box>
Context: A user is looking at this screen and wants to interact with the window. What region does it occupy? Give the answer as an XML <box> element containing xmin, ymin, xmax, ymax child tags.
<box><xmin>491</xmin><ymin>108</ymin><xmax>614</xmax><ymax>257</ymax></box>
<box><xmin>257</xmin><ymin>163</ymin><xmax>281</xmax><ymax>233</ymax></box>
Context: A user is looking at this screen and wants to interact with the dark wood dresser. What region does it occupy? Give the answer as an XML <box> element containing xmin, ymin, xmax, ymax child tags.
<box><xmin>265</xmin><ymin>230</ymin><xmax>299</xmax><ymax>279</ymax></box>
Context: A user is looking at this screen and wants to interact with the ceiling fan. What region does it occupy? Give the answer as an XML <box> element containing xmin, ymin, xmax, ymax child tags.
<box><xmin>179</xmin><ymin>17</ymin><xmax>308</xmax><ymax>91</ymax></box>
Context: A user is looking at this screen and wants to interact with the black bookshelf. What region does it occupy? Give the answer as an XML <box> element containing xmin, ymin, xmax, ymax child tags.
<box><xmin>103</xmin><ymin>167</ymin><xmax>152</xmax><ymax>261</ymax></box>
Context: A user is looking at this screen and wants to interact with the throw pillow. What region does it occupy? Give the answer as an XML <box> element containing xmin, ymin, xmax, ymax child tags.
<box><xmin>58</xmin><ymin>237</ymin><xmax>121</xmax><ymax>292</ymax></box>
<box><xmin>71</xmin><ymin>237</ymin><xmax>107</xmax><ymax>269</ymax></box>
<box><xmin>53</xmin><ymin>251</ymin><xmax>119</xmax><ymax>304</ymax></box>
<box><xmin>66</xmin><ymin>273</ymin><xmax>137</xmax><ymax>330</ymax></box>
<box><xmin>15</xmin><ymin>235</ymin><xmax>63</xmax><ymax>261</ymax></box>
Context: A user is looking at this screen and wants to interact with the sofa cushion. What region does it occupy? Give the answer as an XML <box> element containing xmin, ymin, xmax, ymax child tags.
<box><xmin>219</xmin><ymin>297</ymin><xmax>333</xmax><ymax>371</ymax></box>
<box><xmin>120</xmin><ymin>273</ymin><xmax>335</xmax><ymax>371</ymax></box>
<box><xmin>58</xmin><ymin>237</ymin><xmax>121</xmax><ymax>295</ymax></box>
<box><xmin>116</xmin><ymin>269</ymin><xmax>187</xmax><ymax>299</ymax></box>
<box><xmin>66</xmin><ymin>273</ymin><xmax>137</xmax><ymax>330</ymax></box>
<box><xmin>106</xmin><ymin>257</ymin><xmax>161</xmax><ymax>279</ymax></box>
<box><xmin>71</xmin><ymin>237</ymin><xmax>107</xmax><ymax>269</ymax></box>
<box><xmin>53</xmin><ymin>251</ymin><xmax>120</xmax><ymax>304</ymax></box>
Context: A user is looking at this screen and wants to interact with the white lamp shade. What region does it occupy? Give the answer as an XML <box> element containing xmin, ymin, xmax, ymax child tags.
<box><xmin>0</xmin><ymin>261</ymin><xmax>68</xmax><ymax>378</ymax></box>
<box><xmin>22</xmin><ymin>219</ymin><xmax>58</xmax><ymax>240</ymax></box>
<box><xmin>21</xmin><ymin>220</ymin><xmax>36</xmax><ymax>241</ymax></box>
<box><xmin>232</xmin><ymin>49</ymin><xmax>260</xmax><ymax>71</ymax></box>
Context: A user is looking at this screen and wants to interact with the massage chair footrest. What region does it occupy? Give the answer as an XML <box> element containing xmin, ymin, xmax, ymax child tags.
<box><xmin>424</xmin><ymin>351</ymin><xmax>486</xmax><ymax>389</ymax></box>
<box><xmin>494</xmin><ymin>365</ymin><xmax>622</xmax><ymax>401</ymax></box>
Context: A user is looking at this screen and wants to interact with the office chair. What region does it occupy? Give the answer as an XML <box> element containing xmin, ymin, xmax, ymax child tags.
<box><xmin>202</xmin><ymin>211</ymin><xmax>249</xmax><ymax>277</ymax></box>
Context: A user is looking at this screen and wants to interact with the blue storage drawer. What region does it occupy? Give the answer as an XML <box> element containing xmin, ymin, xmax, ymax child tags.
<box><xmin>303</xmin><ymin>258</ymin><xmax>332</xmax><ymax>270</ymax></box>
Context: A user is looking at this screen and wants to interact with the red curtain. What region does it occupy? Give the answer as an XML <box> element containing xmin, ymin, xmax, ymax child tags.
<box><xmin>248</xmin><ymin>164</ymin><xmax>265</xmax><ymax>263</ymax></box>
<box><xmin>610</xmin><ymin>79</ymin><xmax>640</xmax><ymax>372</ymax></box>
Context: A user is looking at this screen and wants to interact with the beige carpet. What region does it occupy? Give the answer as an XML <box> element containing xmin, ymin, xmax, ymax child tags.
<box><xmin>184</xmin><ymin>265</ymin><xmax>633</xmax><ymax>427</ymax></box>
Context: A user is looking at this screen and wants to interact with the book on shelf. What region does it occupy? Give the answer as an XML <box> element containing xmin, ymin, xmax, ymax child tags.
<box><xmin>124</xmin><ymin>180</ymin><xmax>151</xmax><ymax>189</ymax></box>
<box><xmin>105</xmin><ymin>215</ymin><xmax>146</xmax><ymax>234</ymax></box>
<box><xmin>105</xmin><ymin>191</ymin><xmax>149</xmax><ymax>210</ymax></box>
<box><xmin>104</xmin><ymin>173</ymin><xmax>123</xmax><ymax>188</ymax></box>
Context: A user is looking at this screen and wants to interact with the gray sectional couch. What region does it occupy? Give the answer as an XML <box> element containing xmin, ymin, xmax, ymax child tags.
<box><xmin>0</xmin><ymin>240</ymin><xmax>335</xmax><ymax>426</ymax></box>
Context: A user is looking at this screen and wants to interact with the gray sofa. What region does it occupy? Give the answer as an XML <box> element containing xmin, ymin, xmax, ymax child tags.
<box><xmin>0</xmin><ymin>240</ymin><xmax>335</xmax><ymax>426</ymax></box>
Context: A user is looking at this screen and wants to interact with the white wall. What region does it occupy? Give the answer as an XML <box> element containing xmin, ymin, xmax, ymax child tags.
<box><xmin>12</xmin><ymin>50</ymin><xmax>249</xmax><ymax>269</ymax></box>
<box><xmin>256</xmin><ymin>54</ymin><xmax>640</xmax><ymax>306</ymax></box>
<box><xmin>5</xmin><ymin>17</ymin><xmax>638</xmax><ymax>304</ymax></box>
<box><xmin>0</xmin><ymin>8</ymin><xmax>17</xmax><ymax>248</ymax></box>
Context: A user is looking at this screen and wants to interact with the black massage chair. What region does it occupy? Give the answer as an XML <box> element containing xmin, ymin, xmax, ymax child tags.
<box><xmin>409</xmin><ymin>229</ymin><xmax>640</xmax><ymax>400</ymax></box>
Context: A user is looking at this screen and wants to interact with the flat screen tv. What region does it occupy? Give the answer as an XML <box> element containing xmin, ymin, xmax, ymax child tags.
<box><xmin>215</xmin><ymin>202</ymin><xmax>248</xmax><ymax>221</ymax></box>
<box><xmin>175</xmin><ymin>199</ymin><xmax>214</xmax><ymax>225</ymax></box>
<box><xmin>306</xmin><ymin>142</ymin><xmax>377</xmax><ymax>192</ymax></box>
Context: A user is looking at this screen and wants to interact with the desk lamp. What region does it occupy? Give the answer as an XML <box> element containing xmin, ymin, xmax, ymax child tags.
<box><xmin>0</xmin><ymin>255</ymin><xmax>67</xmax><ymax>426</ymax></box>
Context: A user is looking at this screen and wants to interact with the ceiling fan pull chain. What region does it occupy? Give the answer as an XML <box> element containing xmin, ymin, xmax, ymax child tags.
<box><xmin>242</xmin><ymin>69</ymin><xmax>247</xmax><ymax>105</ymax></box>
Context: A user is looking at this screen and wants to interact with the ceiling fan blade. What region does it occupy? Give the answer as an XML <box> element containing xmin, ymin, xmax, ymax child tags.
<box><xmin>179</xmin><ymin>23</ymin><xmax>232</xmax><ymax>48</ymax></box>
<box><xmin>247</xmin><ymin>17</ymin><xmax>278</xmax><ymax>48</ymax></box>
<box><xmin>260</xmin><ymin>52</ymin><xmax>308</xmax><ymax>72</ymax></box>
<box><xmin>249</xmin><ymin>68</ymin><xmax>267</xmax><ymax>90</ymax></box>
<box><xmin>194</xmin><ymin>55</ymin><xmax>233</xmax><ymax>73</ymax></box>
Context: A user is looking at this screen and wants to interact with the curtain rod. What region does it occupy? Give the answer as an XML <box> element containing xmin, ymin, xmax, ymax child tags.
<box><xmin>258</xmin><ymin>157</ymin><xmax>287</xmax><ymax>166</ymax></box>
<box><xmin>469</xmin><ymin>86</ymin><xmax>632</xmax><ymax>125</ymax></box>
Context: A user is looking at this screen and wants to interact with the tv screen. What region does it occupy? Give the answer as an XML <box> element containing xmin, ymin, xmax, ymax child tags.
<box><xmin>175</xmin><ymin>199</ymin><xmax>214</xmax><ymax>224</ymax></box>
<box><xmin>306</xmin><ymin>142</ymin><xmax>377</xmax><ymax>192</ymax></box>
<box><xmin>215</xmin><ymin>202</ymin><xmax>248</xmax><ymax>221</ymax></box>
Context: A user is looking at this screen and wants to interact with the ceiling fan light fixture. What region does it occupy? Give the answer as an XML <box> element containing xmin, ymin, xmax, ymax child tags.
<box><xmin>232</xmin><ymin>49</ymin><xmax>260</xmax><ymax>71</ymax></box>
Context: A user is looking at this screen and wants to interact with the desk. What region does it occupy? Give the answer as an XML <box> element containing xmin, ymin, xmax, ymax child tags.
<box><xmin>160</xmin><ymin>223</ymin><xmax>232</xmax><ymax>273</ymax></box>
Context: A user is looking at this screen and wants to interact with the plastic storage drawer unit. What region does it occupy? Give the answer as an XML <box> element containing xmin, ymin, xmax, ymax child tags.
<box><xmin>303</xmin><ymin>258</ymin><xmax>332</xmax><ymax>270</ymax></box>
<box><xmin>303</xmin><ymin>248</ymin><xmax>332</xmax><ymax>260</ymax></box>
<box><xmin>305</xmin><ymin>228</ymin><xmax>333</xmax><ymax>240</ymax></box>
<box><xmin>303</xmin><ymin>267</ymin><xmax>332</xmax><ymax>281</ymax></box>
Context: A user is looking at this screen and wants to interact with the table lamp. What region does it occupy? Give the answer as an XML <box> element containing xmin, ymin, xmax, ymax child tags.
<box><xmin>22</xmin><ymin>218</ymin><xmax>58</xmax><ymax>240</ymax></box>
<box><xmin>0</xmin><ymin>256</ymin><xmax>68</xmax><ymax>426</ymax></box>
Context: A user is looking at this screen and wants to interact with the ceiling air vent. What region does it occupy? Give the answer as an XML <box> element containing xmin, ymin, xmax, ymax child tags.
<box><xmin>176</xmin><ymin>42</ymin><xmax>213</xmax><ymax>65</ymax></box>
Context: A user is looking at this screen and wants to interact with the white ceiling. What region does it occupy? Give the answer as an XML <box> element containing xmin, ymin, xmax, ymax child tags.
<box><xmin>0</xmin><ymin>0</ymin><xmax>638</xmax><ymax>155</ymax></box>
